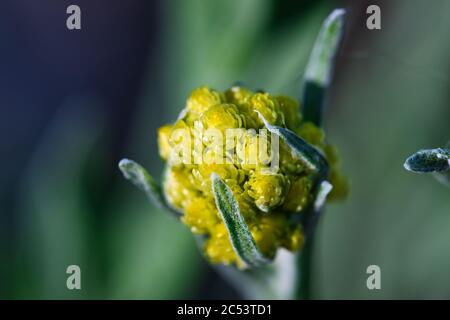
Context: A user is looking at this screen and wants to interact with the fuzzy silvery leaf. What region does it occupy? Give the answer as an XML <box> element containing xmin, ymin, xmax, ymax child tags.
<box><xmin>257</xmin><ymin>112</ymin><xmax>328</xmax><ymax>177</ymax></box>
<box><xmin>404</xmin><ymin>148</ymin><xmax>450</xmax><ymax>187</ymax></box>
<box><xmin>118</xmin><ymin>159</ymin><xmax>180</xmax><ymax>217</ymax></box>
<box><xmin>211</xmin><ymin>173</ymin><xmax>270</xmax><ymax>268</ymax></box>
<box><xmin>314</xmin><ymin>180</ymin><xmax>333</xmax><ymax>211</ymax></box>
<box><xmin>301</xmin><ymin>8</ymin><xmax>346</xmax><ymax>126</ymax></box>
<box><xmin>404</xmin><ymin>148</ymin><xmax>450</xmax><ymax>173</ymax></box>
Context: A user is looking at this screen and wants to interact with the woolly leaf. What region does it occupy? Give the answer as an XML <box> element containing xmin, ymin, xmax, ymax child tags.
<box><xmin>211</xmin><ymin>173</ymin><xmax>270</xmax><ymax>268</ymax></box>
<box><xmin>118</xmin><ymin>159</ymin><xmax>180</xmax><ymax>217</ymax></box>
<box><xmin>404</xmin><ymin>148</ymin><xmax>450</xmax><ymax>173</ymax></box>
<box><xmin>301</xmin><ymin>8</ymin><xmax>346</xmax><ymax>126</ymax></box>
<box><xmin>257</xmin><ymin>112</ymin><xmax>328</xmax><ymax>177</ymax></box>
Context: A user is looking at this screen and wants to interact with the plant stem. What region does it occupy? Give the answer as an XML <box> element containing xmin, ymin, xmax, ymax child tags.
<box><xmin>296</xmin><ymin>231</ymin><xmax>315</xmax><ymax>300</ymax></box>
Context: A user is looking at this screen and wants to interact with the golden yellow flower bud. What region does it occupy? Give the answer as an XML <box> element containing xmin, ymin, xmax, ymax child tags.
<box><xmin>281</xmin><ymin>225</ymin><xmax>304</xmax><ymax>251</ymax></box>
<box><xmin>224</xmin><ymin>86</ymin><xmax>253</xmax><ymax>106</ymax></box>
<box><xmin>156</xmin><ymin>86</ymin><xmax>347</xmax><ymax>267</ymax></box>
<box><xmin>204</xmin><ymin>223</ymin><xmax>243</xmax><ymax>267</ymax></box>
<box><xmin>186</xmin><ymin>86</ymin><xmax>223</xmax><ymax>113</ymax></box>
<box><xmin>182</xmin><ymin>197</ymin><xmax>219</xmax><ymax>234</ymax></box>
<box><xmin>282</xmin><ymin>177</ymin><xmax>312</xmax><ymax>212</ymax></box>
<box><xmin>296</xmin><ymin>122</ymin><xmax>325</xmax><ymax>147</ymax></box>
<box><xmin>245</xmin><ymin>92</ymin><xmax>285</xmax><ymax>128</ymax></box>
<box><xmin>163</xmin><ymin>167</ymin><xmax>199</xmax><ymax>210</ymax></box>
<box><xmin>279</xmin><ymin>140</ymin><xmax>307</xmax><ymax>175</ymax></box>
<box><xmin>192</xmin><ymin>163</ymin><xmax>245</xmax><ymax>195</ymax></box>
<box><xmin>276</xmin><ymin>95</ymin><xmax>301</xmax><ymax>129</ymax></box>
<box><xmin>246</xmin><ymin>172</ymin><xmax>290</xmax><ymax>212</ymax></box>
<box><xmin>157</xmin><ymin>125</ymin><xmax>173</xmax><ymax>161</ymax></box>
<box><xmin>201</xmin><ymin>104</ymin><xmax>244</xmax><ymax>131</ymax></box>
<box><xmin>235</xmin><ymin>131</ymin><xmax>272</xmax><ymax>171</ymax></box>
<box><xmin>324</xmin><ymin>144</ymin><xmax>349</xmax><ymax>201</ymax></box>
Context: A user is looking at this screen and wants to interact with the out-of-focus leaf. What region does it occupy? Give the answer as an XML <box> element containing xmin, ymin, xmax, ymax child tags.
<box><xmin>211</xmin><ymin>173</ymin><xmax>270</xmax><ymax>268</ymax></box>
<box><xmin>301</xmin><ymin>8</ymin><xmax>346</xmax><ymax>126</ymax></box>
<box><xmin>118</xmin><ymin>159</ymin><xmax>180</xmax><ymax>217</ymax></box>
<box><xmin>404</xmin><ymin>148</ymin><xmax>450</xmax><ymax>173</ymax></box>
<box><xmin>404</xmin><ymin>148</ymin><xmax>450</xmax><ymax>187</ymax></box>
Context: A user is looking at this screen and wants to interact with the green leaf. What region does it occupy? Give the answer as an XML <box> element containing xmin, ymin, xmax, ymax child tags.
<box><xmin>257</xmin><ymin>112</ymin><xmax>328</xmax><ymax>177</ymax></box>
<box><xmin>118</xmin><ymin>159</ymin><xmax>180</xmax><ymax>217</ymax></box>
<box><xmin>301</xmin><ymin>8</ymin><xmax>346</xmax><ymax>126</ymax></box>
<box><xmin>404</xmin><ymin>148</ymin><xmax>450</xmax><ymax>173</ymax></box>
<box><xmin>314</xmin><ymin>180</ymin><xmax>333</xmax><ymax>211</ymax></box>
<box><xmin>211</xmin><ymin>173</ymin><xmax>270</xmax><ymax>268</ymax></box>
<box><xmin>404</xmin><ymin>148</ymin><xmax>450</xmax><ymax>187</ymax></box>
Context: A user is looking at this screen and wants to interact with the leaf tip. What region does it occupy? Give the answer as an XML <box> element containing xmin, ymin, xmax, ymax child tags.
<box><xmin>118</xmin><ymin>158</ymin><xmax>134</xmax><ymax>177</ymax></box>
<box><xmin>210</xmin><ymin>172</ymin><xmax>220</xmax><ymax>181</ymax></box>
<box><xmin>404</xmin><ymin>148</ymin><xmax>450</xmax><ymax>173</ymax></box>
<box><xmin>323</xmin><ymin>9</ymin><xmax>346</xmax><ymax>36</ymax></box>
<box><xmin>314</xmin><ymin>180</ymin><xmax>333</xmax><ymax>211</ymax></box>
<box><xmin>118</xmin><ymin>157</ymin><xmax>131</xmax><ymax>167</ymax></box>
<box><xmin>328</xmin><ymin>8</ymin><xmax>346</xmax><ymax>22</ymax></box>
<box><xmin>403</xmin><ymin>157</ymin><xmax>414</xmax><ymax>172</ymax></box>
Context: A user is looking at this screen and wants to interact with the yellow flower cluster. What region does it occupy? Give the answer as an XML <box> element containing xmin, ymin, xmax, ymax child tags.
<box><xmin>157</xmin><ymin>86</ymin><xmax>347</xmax><ymax>267</ymax></box>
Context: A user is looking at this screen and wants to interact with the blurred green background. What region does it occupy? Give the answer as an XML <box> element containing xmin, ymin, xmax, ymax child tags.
<box><xmin>1</xmin><ymin>0</ymin><xmax>450</xmax><ymax>299</ymax></box>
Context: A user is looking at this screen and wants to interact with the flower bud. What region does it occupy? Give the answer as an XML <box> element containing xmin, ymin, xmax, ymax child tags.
<box><xmin>157</xmin><ymin>86</ymin><xmax>347</xmax><ymax>266</ymax></box>
<box><xmin>246</xmin><ymin>172</ymin><xmax>289</xmax><ymax>213</ymax></box>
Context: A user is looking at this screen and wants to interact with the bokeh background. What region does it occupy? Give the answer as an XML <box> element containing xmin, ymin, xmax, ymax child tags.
<box><xmin>1</xmin><ymin>0</ymin><xmax>449</xmax><ymax>299</ymax></box>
